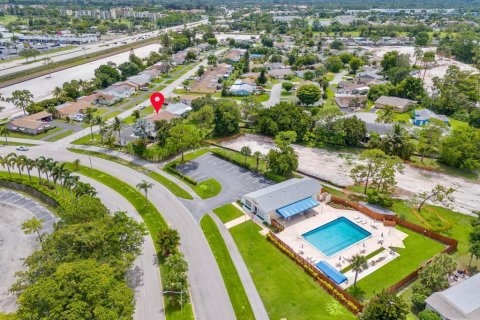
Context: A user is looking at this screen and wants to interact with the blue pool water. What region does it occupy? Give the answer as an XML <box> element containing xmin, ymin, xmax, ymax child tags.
<box><xmin>302</xmin><ymin>217</ymin><xmax>371</xmax><ymax>257</ymax></box>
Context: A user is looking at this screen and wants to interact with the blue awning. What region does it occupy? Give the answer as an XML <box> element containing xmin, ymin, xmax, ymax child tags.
<box><xmin>315</xmin><ymin>261</ymin><xmax>348</xmax><ymax>285</ymax></box>
<box><xmin>276</xmin><ymin>197</ymin><xmax>319</xmax><ymax>219</ymax></box>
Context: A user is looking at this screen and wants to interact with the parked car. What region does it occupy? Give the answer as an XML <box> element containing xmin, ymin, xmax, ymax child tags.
<box><xmin>138</xmin><ymin>105</ymin><xmax>147</xmax><ymax>110</ymax></box>
<box><xmin>16</xmin><ymin>146</ymin><xmax>29</xmax><ymax>151</ymax></box>
<box><xmin>72</xmin><ymin>113</ymin><xmax>84</xmax><ymax>122</ymax></box>
<box><xmin>139</xmin><ymin>86</ymin><xmax>149</xmax><ymax>91</ymax></box>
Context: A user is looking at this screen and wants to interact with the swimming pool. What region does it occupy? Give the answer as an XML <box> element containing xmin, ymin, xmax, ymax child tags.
<box><xmin>302</xmin><ymin>217</ymin><xmax>371</xmax><ymax>257</ymax></box>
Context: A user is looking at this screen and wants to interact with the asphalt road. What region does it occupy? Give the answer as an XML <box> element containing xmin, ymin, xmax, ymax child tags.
<box><xmin>178</xmin><ymin>153</ymin><xmax>274</xmax><ymax>220</ymax></box>
<box><xmin>0</xmin><ymin>20</ymin><xmax>207</xmax><ymax>78</ymax></box>
<box><xmin>0</xmin><ymin>145</ymin><xmax>236</xmax><ymax>320</ymax></box>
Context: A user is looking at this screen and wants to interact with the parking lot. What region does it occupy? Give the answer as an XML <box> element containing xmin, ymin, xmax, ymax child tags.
<box><xmin>176</xmin><ymin>152</ymin><xmax>274</xmax><ymax>220</ymax></box>
<box><xmin>0</xmin><ymin>189</ymin><xmax>58</xmax><ymax>313</ymax></box>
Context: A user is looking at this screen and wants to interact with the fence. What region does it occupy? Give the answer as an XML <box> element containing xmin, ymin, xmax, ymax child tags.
<box><xmin>328</xmin><ymin>196</ymin><xmax>458</xmax><ymax>294</ymax></box>
<box><xmin>267</xmin><ymin>232</ymin><xmax>363</xmax><ymax>315</ymax></box>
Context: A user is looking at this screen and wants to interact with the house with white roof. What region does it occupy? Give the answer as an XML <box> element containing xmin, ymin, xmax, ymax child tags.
<box><xmin>426</xmin><ymin>273</ymin><xmax>480</xmax><ymax>320</ymax></box>
<box><xmin>165</xmin><ymin>102</ymin><xmax>192</xmax><ymax>117</ymax></box>
<box><xmin>241</xmin><ymin>178</ymin><xmax>322</xmax><ymax>224</ymax></box>
<box><xmin>229</xmin><ymin>79</ymin><xmax>257</xmax><ymax>96</ymax></box>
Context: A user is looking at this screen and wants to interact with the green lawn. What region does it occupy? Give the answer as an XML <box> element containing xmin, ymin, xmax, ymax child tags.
<box><xmin>66</xmin><ymin>148</ymin><xmax>193</xmax><ymax>200</ymax></box>
<box><xmin>391</xmin><ymin>201</ymin><xmax>477</xmax><ymax>269</ymax></box>
<box><xmin>46</xmin><ymin>130</ymin><xmax>74</xmax><ymax>142</ymax></box>
<box><xmin>192</xmin><ymin>178</ymin><xmax>221</xmax><ymax>199</ymax></box>
<box><xmin>64</xmin><ymin>163</ymin><xmax>194</xmax><ymax>319</ymax></box>
<box><xmin>71</xmin><ymin>133</ymin><xmax>102</xmax><ymax>146</ymax></box>
<box><xmin>0</xmin><ymin>140</ymin><xmax>35</xmax><ymax>146</ymax></box>
<box><xmin>230</xmin><ymin>221</ymin><xmax>356</xmax><ymax>320</ymax></box>
<box><xmin>350</xmin><ymin>226</ymin><xmax>444</xmax><ymax>300</ymax></box>
<box><xmin>0</xmin><ymin>15</ymin><xmax>18</xmax><ymax>24</ymax></box>
<box><xmin>200</xmin><ymin>215</ymin><xmax>255</xmax><ymax>320</ymax></box>
<box><xmin>214</xmin><ymin>203</ymin><xmax>245</xmax><ymax>223</ymax></box>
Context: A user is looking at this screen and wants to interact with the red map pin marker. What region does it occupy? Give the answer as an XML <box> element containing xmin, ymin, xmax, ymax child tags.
<box><xmin>150</xmin><ymin>92</ymin><xmax>165</xmax><ymax>114</ymax></box>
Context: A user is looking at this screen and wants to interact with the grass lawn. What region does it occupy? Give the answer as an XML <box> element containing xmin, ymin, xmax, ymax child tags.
<box><xmin>46</xmin><ymin>130</ymin><xmax>74</xmax><ymax>142</ymax></box>
<box><xmin>104</xmin><ymin>110</ymin><xmax>122</xmax><ymax>120</ymax></box>
<box><xmin>0</xmin><ymin>15</ymin><xmax>18</xmax><ymax>24</ymax></box>
<box><xmin>391</xmin><ymin>200</ymin><xmax>478</xmax><ymax>269</ymax></box>
<box><xmin>200</xmin><ymin>215</ymin><xmax>255</xmax><ymax>320</ymax></box>
<box><xmin>230</xmin><ymin>221</ymin><xmax>356</xmax><ymax>320</ymax></box>
<box><xmin>64</xmin><ymin>163</ymin><xmax>194</xmax><ymax>319</ymax></box>
<box><xmin>0</xmin><ymin>140</ymin><xmax>35</xmax><ymax>146</ymax></box>
<box><xmin>191</xmin><ymin>178</ymin><xmax>222</xmax><ymax>199</ymax></box>
<box><xmin>350</xmin><ymin>226</ymin><xmax>444</xmax><ymax>300</ymax></box>
<box><xmin>4</xmin><ymin>126</ymin><xmax>63</xmax><ymax>140</ymax></box>
<box><xmin>393</xmin><ymin>111</ymin><xmax>413</xmax><ymax>124</ymax></box>
<box><xmin>214</xmin><ymin>203</ymin><xmax>245</xmax><ymax>223</ymax></box>
<box><xmin>71</xmin><ymin>133</ymin><xmax>102</xmax><ymax>146</ymax></box>
<box><xmin>66</xmin><ymin>148</ymin><xmax>193</xmax><ymax>200</ymax></box>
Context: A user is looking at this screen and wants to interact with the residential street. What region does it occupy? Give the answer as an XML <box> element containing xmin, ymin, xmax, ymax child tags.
<box><xmin>0</xmin><ymin>145</ymin><xmax>236</xmax><ymax>320</ymax></box>
<box><xmin>262</xmin><ymin>83</ymin><xmax>282</xmax><ymax>108</ymax></box>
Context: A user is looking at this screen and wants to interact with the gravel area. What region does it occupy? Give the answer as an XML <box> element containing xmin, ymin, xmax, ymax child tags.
<box><xmin>221</xmin><ymin>134</ymin><xmax>480</xmax><ymax>215</ymax></box>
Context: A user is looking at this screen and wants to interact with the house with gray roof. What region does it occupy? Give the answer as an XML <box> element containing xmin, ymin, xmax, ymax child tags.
<box><xmin>127</xmin><ymin>73</ymin><xmax>152</xmax><ymax>87</ymax></box>
<box><xmin>341</xmin><ymin>112</ymin><xmax>394</xmax><ymax>137</ymax></box>
<box><xmin>375</xmin><ymin>95</ymin><xmax>417</xmax><ymax>113</ymax></box>
<box><xmin>241</xmin><ymin>178</ymin><xmax>322</xmax><ymax>224</ymax></box>
<box><xmin>414</xmin><ymin>109</ymin><xmax>449</xmax><ymax>126</ymax></box>
<box><xmin>165</xmin><ymin>102</ymin><xmax>192</xmax><ymax>117</ymax></box>
<box><xmin>426</xmin><ymin>273</ymin><xmax>480</xmax><ymax>320</ymax></box>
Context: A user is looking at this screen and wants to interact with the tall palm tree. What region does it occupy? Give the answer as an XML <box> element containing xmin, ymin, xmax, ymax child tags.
<box><xmin>136</xmin><ymin>180</ymin><xmax>153</xmax><ymax>207</ymax></box>
<box><xmin>96</xmin><ymin>116</ymin><xmax>106</xmax><ymax>145</ymax></box>
<box><xmin>0</xmin><ymin>156</ymin><xmax>12</xmax><ymax>178</ymax></box>
<box><xmin>349</xmin><ymin>254</ymin><xmax>369</xmax><ymax>287</ymax></box>
<box><xmin>16</xmin><ymin>155</ymin><xmax>28</xmax><ymax>179</ymax></box>
<box><xmin>112</xmin><ymin>116</ymin><xmax>123</xmax><ymax>144</ymax></box>
<box><xmin>35</xmin><ymin>156</ymin><xmax>47</xmax><ymax>183</ymax></box>
<box><xmin>0</xmin><ymin>126</ymin><xmax>9</xmax><ymax>144</ymax></box>
<box><xmin>52</xmin><ymin>86</ymin><xmax>64</xmax><ymax>99</ymax></box>
<box><xmin>7</xmin><ymin>153</ymin><xmax>20</xmax><ymax>178</ymax></box>
<box><xmin>44</xmin><ymin>158</ymin><xmax>56</xmax><ymax>185</ymax></box>
<box><xmin>60</xmin><ymin>169</ymin><xmax>71</xmax><ymax>198</ymax></box>
<box><xmin>253</xmin><ymin>151</ymin><xmax>262</xmax><ymax>172</ymax></box>
<box><xmin>73</xmin><ymin>181</ymin><xmax>97</xmax><ymax>199</ymax></box>
<box><xmin>25</xmin><ymin>158</ymin><xmax>35</xmax><ymax>182</ymax></box>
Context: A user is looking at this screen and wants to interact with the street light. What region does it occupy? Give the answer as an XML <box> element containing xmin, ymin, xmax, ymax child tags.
<box><xmin>163</xmin><ymin>290</ymin><xmax>187</xmax><ymax>309</ymax></box>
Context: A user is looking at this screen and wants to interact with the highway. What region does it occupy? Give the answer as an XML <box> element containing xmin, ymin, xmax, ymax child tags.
<box><xmin>0</xmin><ymin>20</ymin><xmax>207</xmax><ymax>78</ymax></box>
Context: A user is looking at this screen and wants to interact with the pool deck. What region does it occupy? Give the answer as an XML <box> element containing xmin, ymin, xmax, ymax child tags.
<box><xmin>276</xmin><ymin>203</ymin><xmax>407</xmax><ymax>287</ymax></box>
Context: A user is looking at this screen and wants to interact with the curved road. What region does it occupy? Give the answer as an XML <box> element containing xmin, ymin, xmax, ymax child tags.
<box><xmin>0</xmin><ymin>145</ymin><xmax>236</xmax><ymax>320</ymax></box>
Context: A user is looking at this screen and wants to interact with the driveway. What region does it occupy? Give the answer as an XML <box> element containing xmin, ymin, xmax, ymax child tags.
<box><xmin>262</xmin><ymin>83</ymin><xmax>282</xmax><ymax>108</ymax></box>
<box><xmin>177</xmin><ymin>153</ymin><xmax>274</xmax><ymax>219</ymax></box>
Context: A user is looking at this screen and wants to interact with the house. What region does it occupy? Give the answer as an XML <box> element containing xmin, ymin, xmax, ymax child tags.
<box><xmin>98</xmin><ymin>84</ymin><xmax>135</xmax><ymax>105</ymax></box>
<box><xmin>165</xmin><ymin>102</ymin><xmax>192</xmax><ymax>117</ymax></box>
<box><xmin>336</xmin><ymin>83</ymin><xmax>370</xmax><ymax>95</ymax></box>
<box><xmin>56</xmin><ymin>94</ymin><xmax>97</xmax><ymax>118</ymax></box>
<box><xmin>127</xmin><ymin>73</ymin><xmax>152</xmax><ymax>87</ymax></box>
<box><xmin>413</xmin><ymin>109</ymin><xmax>449</xmax><ymax>126</ymax></box>
<box><xmin>173</xmin><ymin>51</ymin><xmax>187</xmax><ymax>65</ymax></box>
<box><xmin>375</xmin><ymin>96</ymin><xmax>417</xmax><ymax>113</ymax></box>
<box><xmin>425</xmin><ymin>273</ymin><xmax>480</xmax><ymax>320</ymax></box>
<box><xmin>334</xmin><ymin>95</ymin><xmax>367</xmax><ymax>111</ymax></box>
<box><xmin>7</xmin><ymin>111</ymin><xmax>55</xmax><ymax>135</ymax></box>
<box><xmin>223</xmin><ymin>49</ymin><xmax>244</xmax><ymax>63</ymax></box>
<box><xmin>191</xmin><ymin>64</ymin><xmax>232</xmax><ymax>94</ymax></box>
<box><xmin>265</xmin><ymin>62</ymin><xmax>286</xmax><ymax>70</ymax></box>
<box><xmin>142</xmin><ymin>68</ymin><xmax>161</xmax><ymax>79</ymax></box>
<box><xmin>268</xmin><ymin>68</ymin><xmax>294</xmax><ymax>79</ymax></box>
<box><xmin>357</xmin><ymin>69</ymin><xmax>383</xmax><ymax>81</ymax></box>
<box><xmin>151</xmin><ymin>62</ymin><xmax>171</xmax><ymax>73</ymax></box>
<box><xmin>229</xmin><ymin>79</ymin><xmax>256</xmax><ymax>96</ymax></box>
<box><xmin>145</xmin><ymin>110</ymin><xmax>178</xmax><ymax>123</ymax></box>
<box><xmin>241</xmin><ymin>178</ymin><xmax>322</xmax><ymax>224</ymax></box>
<box><xmin>340</xmin><ymin>112</ymin><xmax>394</xmax><ymax>137</ymax></box>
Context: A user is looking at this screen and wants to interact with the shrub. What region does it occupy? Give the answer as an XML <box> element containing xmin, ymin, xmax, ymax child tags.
<box><xmin>418</xmin><ymin>309</ymin><xmax>441</xmax><ymax>320</ymax></box>
<box><xmin>411</xmin><ymin>293</ymin><xmax>427</xmax><ymax>310</ymax></box>
<box><xmin>282</xmin><ymin>82</ymin><xmax>294</xmax><ymax>92</ymax></box>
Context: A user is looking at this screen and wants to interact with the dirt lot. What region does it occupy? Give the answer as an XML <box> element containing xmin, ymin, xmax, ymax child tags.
<box><xmin>221</xmin><ymin>134</ymin><xmax>480</xmax><ymax>215</ymax></box>
<box><xmin>363</xmin><ymin>45</ymin><xmax>478</xmax><ymax>93</ymax></box>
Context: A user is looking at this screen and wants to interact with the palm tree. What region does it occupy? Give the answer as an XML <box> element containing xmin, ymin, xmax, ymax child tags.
<box><xmin>96</xmin><ymin>116</ymin><xmax>106</xmax><ymax>144</ymax></box>
<box><xmin>349</xmin><ymin>254</ymin><xmax>369</xmax><ymax>287</ymax></box>
<box><xmin>25</xmin><ymin>158</ymin><xmax>35</xmax><ymax>182</ymax></box>
<box><xmin>0</xmin><ymin>156</ymin><xmax>12</xmax><ymax>178</ymax></box>
<box><xmin>73</xmin><ymin>181</ymin><xmax>97</xmax><ymax>199</ymax></box>
<box><xmin>7</xmin><ymin>153</ymin><xmax>20</xmax><ymax>178</ymax></box>
<box><xmin>35</xmin><ymin>156</ymin><xmax>47</xmax><ymax>183</ymax></box>
<box><xmin>136</xmin><ymin>180</ymin><xmax>153</xmax><ymax>207</ymax></box>
<box><xmin>112</xmin><ymin>116</ymin><xmax>123</xmax><ymax>144</ymax></box>
<box><xmin>60</xmin><ymin>170</ymin><xmax>71</xmax><ymax>198</ymax></box>
<box><xmin>50</xmin><ymin>162</ymin><xmax>61</xmax><ymax>194</ymax></box>
<box><xmin>0</xmin><ymin>126</ymin><xmax>9</xmax><ymax>144</ymax></box>
<box><xmin>44</xmin><ymin>158</ymin><xmax>55</xmax><ymax>184</ymax></box>
<box><xmin>253</xmin><ymin>151</ymin><xmax>262</xmax><ymax>172</ymax></box>
<box><xmin>52</xmin><ymin>86</ymin><xmax>64</xmax><ymax>99</ymax></box>
<box><xmin>16</xmin><ymin>155</ymin><xmax>28</xmax><ymax>179</ymax></box>
<box><xmin>73</xmin><ymin>159</ymin><xmax>81</xmax><ymax>171</ymax></box>
<box><xmin>240</xmin><ymin>146</ymin><xmax>252</xmax><ymax>165</ymax></box>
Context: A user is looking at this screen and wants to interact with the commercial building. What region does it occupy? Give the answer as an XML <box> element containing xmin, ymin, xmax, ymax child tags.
<box><xmin>241</xmin><ymin>178</ymin><xmax>322</xmax><ymax>224</ymax></box>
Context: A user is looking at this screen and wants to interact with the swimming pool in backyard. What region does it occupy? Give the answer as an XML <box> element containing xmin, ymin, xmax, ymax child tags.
<box><xmin>302</xmin><ymin>217</ymin><xmax>371</xmax><ymax>257</ymax></box>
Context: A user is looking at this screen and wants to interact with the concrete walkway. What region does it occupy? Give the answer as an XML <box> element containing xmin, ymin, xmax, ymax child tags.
<box><xmin>224</xmin><ymin>214</ymin><xmax>251</xmax><ymax>229</ymax></box>
<box><xmin>209</xmin><ymin>212</ymin><xmax>269</xmax><ymax>320</ymax></box>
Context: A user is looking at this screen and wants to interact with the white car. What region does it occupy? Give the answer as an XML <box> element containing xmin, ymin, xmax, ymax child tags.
<box><xmin>16</xmin><ymin>146</ymin><xmax>29</xmax><ymax>151</ymax></box>
<box><xmin>72</xmin><ymin>114</ymin><xmax>84</xmax><ymax>122</ymax></box>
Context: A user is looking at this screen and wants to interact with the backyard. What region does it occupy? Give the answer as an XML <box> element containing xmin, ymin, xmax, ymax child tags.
<box><xmin>230</xmin><ymin>220</ymin><xmax>356</xmax><ymax>320</ymax></box>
